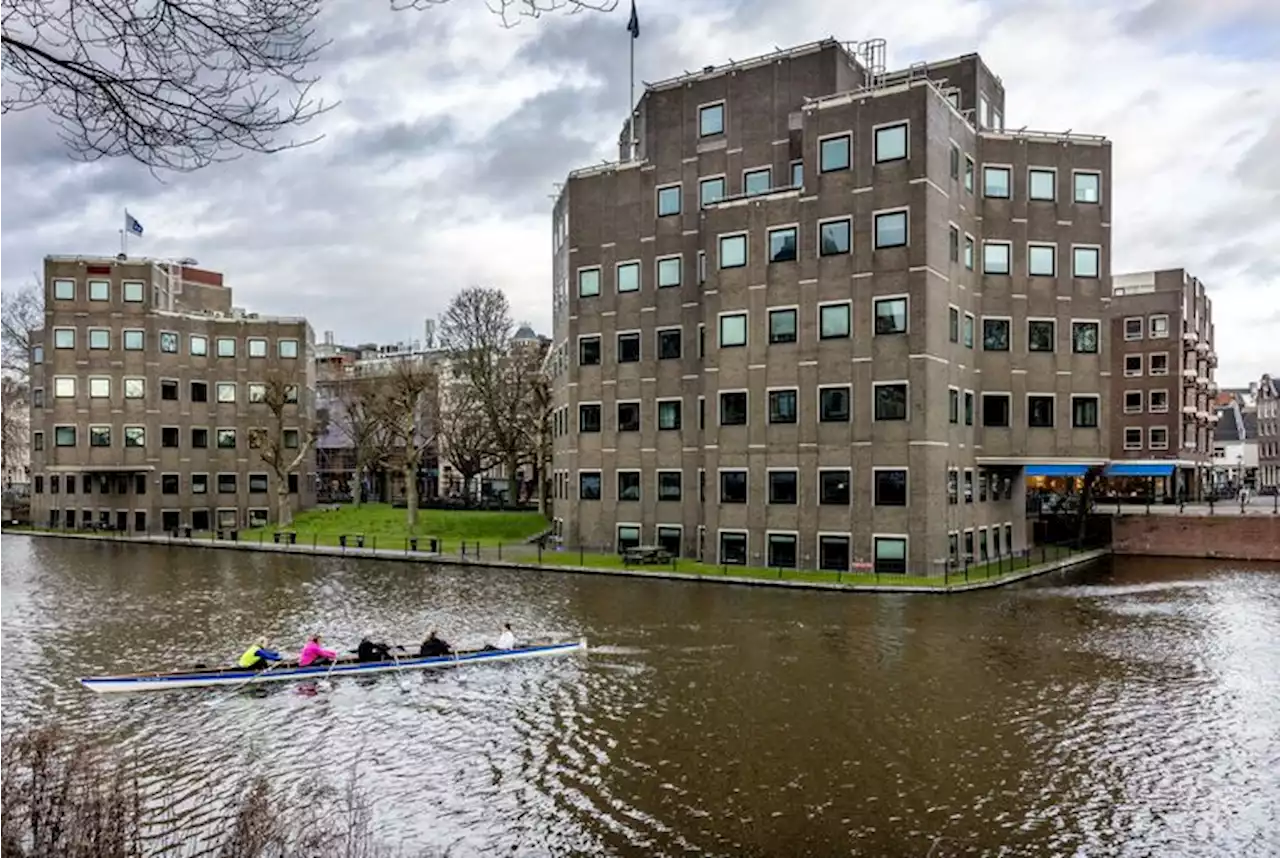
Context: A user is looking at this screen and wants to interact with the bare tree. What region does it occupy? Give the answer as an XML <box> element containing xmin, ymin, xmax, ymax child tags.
<box><xmin>437</xmin><ymin>391</ymin><xmax>498</xmax><ymax>502</ymax></box>
<box><xmin>330</xmin><ymin>373</ymin><xmax>390</xmax><ymax>507</ymax></box>
<box><xmin>372</xmin><ymin>356</ymin><xmax>436</xmax><ymax>529</ymax></box>
<box><xmin>1</xmin><ymin>377</ymin><xmax>30</xmax><ymax>489</ymax></box>
<box><xmin>523</xmin><ymin>363</ymin><xmax>553</xmax><ymax>515</ymax></box>
<box><xmin>247</xmin><ymin>373</ymin><xmax>314</xmax><ymax>528</ymax></box>
<box><xmin>391</xmin><ymin>0</ymin><xmax>617</xmax><ymax>27</ymax></box>
<box><xmin>1</xmin><ymin>283</ymin><xmax>43</xmax><ymax>380</ymax></box>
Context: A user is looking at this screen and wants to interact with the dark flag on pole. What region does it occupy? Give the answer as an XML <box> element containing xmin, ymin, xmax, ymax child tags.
<box><xmin>627</xmin><ymin>0</ymin><xmax>639</xmax><ymax>39</ymax></box>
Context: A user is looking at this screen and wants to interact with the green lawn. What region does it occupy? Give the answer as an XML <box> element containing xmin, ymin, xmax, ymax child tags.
<box><xmin>241</xmin><ymin>503</ymin><xmax>549</xmax><ymax>549</ymax></box>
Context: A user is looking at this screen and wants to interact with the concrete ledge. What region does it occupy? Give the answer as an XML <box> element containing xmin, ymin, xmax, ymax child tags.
<box><xmin>1113</xmin><ymin>514</ymin><xmax>1280</xmax><ymax>561</ymax></box>
<box><xmin>6</xmin><ymin>529</ymin><xmax>1109</xmax><ymax>594</ymax></box>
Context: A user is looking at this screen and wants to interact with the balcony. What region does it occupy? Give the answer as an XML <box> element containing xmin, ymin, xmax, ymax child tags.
<box><xmin>1196</xmin><ymin>341</ymin><xmax>1209</xmax><ymax>355</ymax></box>
<box><xmin>1207</xmin><ymin>351</ymin><xmax>1218</xmax><ymax>367</ymax></box>
<box><xmin>1197</xmin><ymin>375</ymin><xmax>1210</xmax><ymax>387</ymax></box>
<box><xmin>1207</xmin><ymin>380</ymin><xmax>1219</xmax><ymax>395</ymax></box>
<box><xmin>1182</xmin><ymin>368</ymin><xmax>1197</xmax><ymax>381</ymax></box>
<box><xmin>1207</xmin><ymin>411</ymin><xmax>1220</xmax><ymax>422</ymax></box>
<box><xmin>1182</xmin><ymin>405</ymin><xmax>1197</xmax><ymax>416</ymax></box>
<box><xmin>1196</xmin><ymin>410</ymin><xmax>1210</xmax><ymax>421</ymax></box>
<box><xmin>1183</xmin><ymin>330</ymin><xmax>1199</xmax><ymax>344</ymax></box>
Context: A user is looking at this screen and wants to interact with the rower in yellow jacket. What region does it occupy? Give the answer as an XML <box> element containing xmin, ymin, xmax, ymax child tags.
<box><xmin>238</xmin><ymin>638</ymin><xmax>283</xmax><ymax>671</ymax></box>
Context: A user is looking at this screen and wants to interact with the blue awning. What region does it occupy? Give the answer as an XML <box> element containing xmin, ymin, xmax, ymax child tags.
<box><xmin>1104</xmin><ymin>463</ymin><xmax>1175</xmax><ymax>477</ymax></box>
<box><xmin>1024</xmin><ymin>464</ymin><xmax>1091</xmax><ymax>477</ymax></box>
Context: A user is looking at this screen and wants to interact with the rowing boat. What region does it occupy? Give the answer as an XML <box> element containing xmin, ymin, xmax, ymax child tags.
<box><xmin>79</xmin><ymin>639</ymin><xmax>588</xmax><ymax>694</ymax></box>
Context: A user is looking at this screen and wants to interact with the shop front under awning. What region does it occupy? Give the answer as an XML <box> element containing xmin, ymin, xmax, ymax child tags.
<box><xmin>1024</xmin><ymin>464</ymin><xmax>1091</xmax><ymax>478</ymax></box>
<box><xmin>1104</xmin><ymin>462</ymin><xmax>1176</xmax><ymax>478</ymax></box>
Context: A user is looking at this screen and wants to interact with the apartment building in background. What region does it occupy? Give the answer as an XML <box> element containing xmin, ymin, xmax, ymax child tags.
<box><xmin>28</xmin><ymin>255</ymin><xmax>316</xmax><ymax>533</ymax></box>
<box><xmin>1212</xmin><ymin>394</ymin><xmax>1257</xmax><ymax>491</ymax></box>
<box><xmin>548</xmin><ymin>38</ymin><xmax>1113</xmax><ymax>574</ymax></box>
<box><xmin>1108</xmin><ymin>268</ymin><xmax>1217</xmax><ymax>498</ymax></box>
<box><xmin>1257</xmin><ymin>373</ymin><xmax>1280</xmax><ymax>491</ymax></box>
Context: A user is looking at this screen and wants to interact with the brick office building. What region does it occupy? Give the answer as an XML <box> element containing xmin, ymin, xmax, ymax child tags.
<box><xmin>547</xmin><ymin>39</ymin><xmax>1113</xmax><ymax>574</ymax></box>
<box><xmin>28</xmin><ymin>255</ymin><xmax>316</xmax><ymax>533</ymax></box>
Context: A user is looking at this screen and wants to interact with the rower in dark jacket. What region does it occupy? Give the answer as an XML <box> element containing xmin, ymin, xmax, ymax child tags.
<box><xmin>418</xmin><ymin>630</ymin><xmax>452</xmax><ymax>658</ymax></box>
<box><xmin>355</xmin><ymin>633</ymin><xmax>393</xmax><ymax>663</ymax></box>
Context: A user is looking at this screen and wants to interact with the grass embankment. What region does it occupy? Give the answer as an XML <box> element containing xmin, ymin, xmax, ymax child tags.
<box><xmin>242</xmin><ymin>503</ymin><xmax>548</xmax><ymax>550</ymax></box>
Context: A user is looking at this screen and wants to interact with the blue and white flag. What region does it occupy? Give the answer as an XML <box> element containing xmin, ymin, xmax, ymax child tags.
<box><xmin>125</xmin><ymin>211</ymin><xmax>144</xmax><ymax>237</ymax></box>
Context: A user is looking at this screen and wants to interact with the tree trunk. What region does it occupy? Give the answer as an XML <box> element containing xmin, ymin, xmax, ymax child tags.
<box><xmin>404</xmin><ymin>464</ymin><xmax>418</xmax><ymax>531</ymax></box>
<box><xmin>351</xmin><ymin>465</ymin><xmax>363</xmax><ymax>507</ymax></box>
<box><xmin>276</xmin><ymin>481</ymin><xmax>293</xmax><ymax>528</ymax></box>
<box><xmin>506</xmin><ymin>456</ymin><xmax>519</xmax><ymax>509</ymax></box>
<box><xmin>537</xmin><ymin>442</ymin><xmax>550</xmax><ymax>519</ymax></box>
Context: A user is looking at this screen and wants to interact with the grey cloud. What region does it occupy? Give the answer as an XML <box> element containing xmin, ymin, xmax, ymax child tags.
<box><xmin>1233</xmin><ymin>119</ymin><xmax>1280</xmax><ymax>191</ymax></box>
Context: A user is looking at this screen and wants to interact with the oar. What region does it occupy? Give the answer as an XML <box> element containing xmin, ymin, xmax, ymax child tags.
<box><xmin>387</xmin><ymin>647</ymin><xmax>410</xmax><ymax>694</ymax></box>
<box><xmin>318</xmin><ymin>654</ymin><xmax>342</xmax><ymax>691</ymax></box>
<box><xmin>207</xmin><ymin>660</ymin><xmax>285</xmax><ymax>708</ymax></box>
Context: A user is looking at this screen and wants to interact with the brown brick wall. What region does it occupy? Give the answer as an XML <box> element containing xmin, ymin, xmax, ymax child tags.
<box><xmin>1112</xmin><ymin>515</ymin><xmax>1280</xmax><ymax>561</ymax></box>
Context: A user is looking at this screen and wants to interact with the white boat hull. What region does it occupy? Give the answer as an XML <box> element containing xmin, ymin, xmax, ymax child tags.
<box><xmin>80</xmin><ymin>639</ymin><xmax>588</xmax><ymax>694</ymax></box>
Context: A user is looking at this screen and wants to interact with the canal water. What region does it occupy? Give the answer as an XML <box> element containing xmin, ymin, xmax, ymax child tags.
<box><xmin>2</xmin><ymin>536</ymin><xmax>1278</xmax><ymax>857</ymax></box>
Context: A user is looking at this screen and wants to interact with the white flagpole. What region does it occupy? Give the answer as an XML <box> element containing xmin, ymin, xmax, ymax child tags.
<box><xmin>121</xmin><ymin>209</ymin><xmax>128</xmax><ymax>257</ymax></box>
<box><xmin>628</xmin><ymin>6</ymin><xmax>636</xmax><ymax>161</ymax></box>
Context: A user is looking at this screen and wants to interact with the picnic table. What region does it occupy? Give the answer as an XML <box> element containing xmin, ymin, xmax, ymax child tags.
<box><xmin>622</xmin><ymin>545</ymin><xmax>672</xmax><ymax>565</ymax></box>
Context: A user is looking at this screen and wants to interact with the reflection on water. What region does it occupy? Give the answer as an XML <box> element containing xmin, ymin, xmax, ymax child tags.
<box><xmin>2</xmin><ymin>538</ymin><xmax>1278</xmax><ymax>856</ymax></box>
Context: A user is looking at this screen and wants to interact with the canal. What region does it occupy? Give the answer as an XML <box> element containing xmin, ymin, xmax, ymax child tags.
<box><xmin>2</xmin><ymin>535</ymin><xmax>1277</xmax><ymax>856</ymax></box>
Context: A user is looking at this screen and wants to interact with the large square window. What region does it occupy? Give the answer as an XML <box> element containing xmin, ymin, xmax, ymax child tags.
<box><xmin>983</xmin><ymin>165</ymin><xmax>1011</xmax><ymax>198</ymax></box>
<box><xmin>162</xmin><ymin>427</ymin><xmax>179</xmax><ymax>447</ymax></box>
<box><xmin>720</xmin><ymin>391</ymin><xmax>747</xmax><ymax>426</ymax></box>
<box><xmin>767</xmin><ymin>534</ymin><xmax>798</xmax><ymax>568</ymax></box>
<box><xmin>700</xmin><ymin>177</ymin><xmax>726</xmax><ymax>207</ymax></box>
<box><xmin>768</xmin><ymin>389</ymin><xmax>797</xmax><ymax>424</ymax></box>
<box><xmin>1028</xmin><ymin>320</ymin><xmax>1055</xmax><ymax>352</ymax></box>
<box><xmin>819</xmin><ymin>135</ymin><xmax>851</xmax><ymax>172</ymax></box>
<box><xmin>617</xmin><ymin>261</ymin><xmax>640</xmax><ymax>293</ymax></box>
<box><xmin>819</xmin><ymin>535</ymin><xmax>850</xmax><ymax>572</ymax></box>
<box><xmin>124</xmin><ymin>426</ymin><xmax>145</xmax><ymax>448</ymax></box>
<box><xmin>90</xmin><ymin>426</ymin><xmax>111</xmax><ymax>447</ymax></box>
<box><xmin>874</xmin><ymin>211</ymin><xmax>907</xmax><ymax>248</ymax></box>
<box><xmin>819</xmin><ymin>304</ymin><xmax>850</xmax><ymax>339</ymax></box>
<box><xmin>720</xmin><ymin>470</ymin><xmax>748</xmax><ymax>503</ymax></box>
<box><xmin>55</xmin><ymin>426</ymin><xmax>77</xmax><ymax>447</ymax></box>
<box><xmin>657</xmin><ymin>328</ymin><xmax>681</xmax><ymax>359</ymax></box>
<box><xmin>123</xmin><ymin>330</ymin><xmax>144</xmax><ymax>350</ymax></box>
<box><xmin>657</xmin><ymin>256</ymin><xmax>681</xmax><ymax>288</ymax></box>
<box><xmin>216</xmin><ymin>382</ymin><xmax>236</xmax><ymax>403</ymax></box>
<box><xmin>278</xmin><ymin>339</ymin><xmax>299</xmax><ymax>359</ymax></box>
<box><xmin>1028</xmin><ymin>395</ymin><xmax>1055</xmax><ymax>428</ymax></box>
<box><xmin>1029</xmin><ymin>169</ymin><xmax>1056</xmax><ymax>201</ymax></box>
<box><xmin>873</xmin><ymin>298</ymin><xmax>907</xmax><ymax>335</ymax></box>
<box><xmin>579</xmin><ymin>336</ymin><xmax>601</xmax><ymax>366</ymax></box>
<box><xmin>1150</xmin><ymin>353</ymin><xmax>1169</xmax><ymax>375</ymax></box>
<box><xmin>657</xmin><ymin>400</ymin><xmax>681</xmax><ymax>430</ymax></box>
<box><xmin>1072</xmin><ymin>322</ymin><xmax>1099</xmax><ymax>354</ymax></box>
<box><xmin>53</xmin><ymin>279</ymin><xmax>75</xmax><ymax>300</ymax></box>
<box><xmin>190</xmin><ymin>381</ymin><xmax>207</xmax><ymax>402</ymax></box>
<box><xmin>1074</xmin><ymin>172</ymin><xmax>1101</xmax><ymax>203</ymax></box>
<box><xmin>658</xmin><ymin>472</ymin><xmax>682</xmax><ymax>502</ymax></box>
<box><xmin>699</xmin><ymin>102</ymin><xmax>724</xmax><ymax>137</ymax></box>
<box><xmin>124</xmin><ymin>378</ymin><xmax>145</xmax><ymax>399</ymax></box>
<box><xmin>768</xmin><ymin>227</ymin><xmax>797</xmax><ymax>263</ymax></box>
<box><xmin>982</xmin><ymin>394</ymin><xmax>1011</xmax><ymax>427</ymax></box>
<box><xmin>159</xmin><ymin>331</ymin><xmax>178</xmax><ymax>353</ymax></box>
<box><xmin>982</xmin><ymin>318</ymin><xmax>1010</xmax><ymax>351</ymax></box>
<box><xmin>874</xmin><ymin>123</ymin><xmax>907</xmax><ymax>163</ymax></box>
<box><xmin>248</xmin><ymin>338</ymin><xmax>268</xmax><ymax>358</ymax></box>
<box><xmin>719</xmin><ymin>234</ymin><xmax>746</xmax><ymax>268</ymax></box>
<box><xmin>216</xmin><ymin>337</ymin><xmax>236</xmax><ymax>357</ymax></box>
<box><xmin>1073</xmin><ymin>246</ymin><xmax>1100</xmax><ymax>278</ymax></box>
<box><xmin>819</xmin><ymin>219</ymin><xmax>851</xmax><ymax>256</ymax></box>
<box><xmin>578</xmin><ymin>268</ymin><xmax>601</xmax><ymax>297</ymax></box>
<box><xmin>88</xmin><ymin>329</ymin><xmax>110</xmax><ymax>349</ymax></box>
<box><xmin>1124</xmin><ymin>354</ymin><xmax>1143</xmax><ymax>377</ymax></box>
<box><xmin>616</xmin><ymin>402</ymin><xmax>640</xmax><ymax>432</ymax></box>
<box><xmin>874</xmin><ymin>384</ymin><xmax>908</xmax><ymax>421</ymax></box>
<box><xmin>89</xmin><ymin>377</ymin><xmax>110</xmax><ymax>398</ymax></box>
<box><xmin>248</xmin><ymin>382</ymin><xmax>266</xmax><ymax>403</ymax></box>
<box><xmin>819</xmin><ymin>386</ymin><xmax>850</xmax><ymax>422</ymax></box>
<box><xmin>874</xmin><ymin>537</ymin><xmax>908</xmax><ymax>574</ymax></box>
<box><xmin>656</xmin><ymin>184</ymin><xmax>681</xmax><ymax>216</ymax></box>
<box><xmin>53</xmin><ymin>328</ymin><xmax>75</xmax><ymax>349</ymax></box>
<box><xmin>1124</xmin><ymin>391</ymin><xmax>1143</xmax><ymax>413</ymax></box>
<box><xmin>719</xmin><ymin>313</ymin><xmax>747</xmax><ymax>347</ymax></box>
<box><xmin>744</xmin><ymin>168</ymin><xmax>771</xmax><ymax>195</ymax></box>
<box><xmin>720</xmin><ymin>532</ymin><xmax>748</xmax><ymax>566</ymax></box>
<box><xmin>984</xmin><ymin>242</ymin><xmax>1011</xmax><ymax>274</ymax></box>
<box><xmin>617</xmin><ymin>471</ymin><xmax>641</xmax><ymax>502</ymax></box>
<box><xmin>217</xmin><ymin>428</ymin><xmax>236</xmax><ymax>448</ymax></box>
<box><xmin>579</xmin><ymin>472</ymin><xmax>602</xmax><ymax>500</ymax></box>
<box><xmin>191</xmin><ymin>428</ymin><xmax>208</xmax><ymax>448</ymax></box>
<box><xmin>874</xmin><ymin>470</ymin><xmax>908</xmax><ymax>506</ymax></box>
<box><xmin>768</xmin><ymin>471</ymin><xmax>797</xmax><ymax>505</ymax></box>
<box><xmin>190</xmin><ymin>335</ymin><xmax>208</xmax><ymax>356</ymax></box>
<box><xmin>617</xmin><ymin>332</ymin><xmax>640</xmax><ymax>363</ymax></box>
<box><xmin>769</xmin><ymin>309</ymin><xmax>796</xmax><ymax>344</ymax></box>
<box><xmin>578</xmin><ymin>404</ymin><xmax>601</xmax><ymax>432</ymax></box>
<box><xmin>819</xmin><ymin>470</ymin><xmax>850</xmax><ymax>505</ymax></box>
<box><xmin>54</xmin><ymin>377</ymin><xmax>75</xmax><ymax>398</ymax></box>
<box><xmin>122</xmin><ymin>281</ymin><xmax>144</xmax><ymax>302</ymax></box>
<box><xmin>1028</xmin><ymin>244</ymin><xmax>1056</xmax><ymax>276</ymax></box>
<box><xmin>1072</xmin><ymin>396</ymin><xmax>1099</xmax><ymax>428</ymax></box>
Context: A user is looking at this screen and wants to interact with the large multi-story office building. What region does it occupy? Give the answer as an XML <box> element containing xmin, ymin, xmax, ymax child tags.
<box><xmin>28</xmin><ymin>255</ymin><xmax>316</xmax><ymax>533</ymax></box>
<box><xmin>548</xmin><ymin>38</ymin><xmax>1113</xmax><ymax>574</ymax></box>
<box><xmin>1108</xmin><ymin>268</ymin><xmax>1217</xmax><ymax>498</ymax></box>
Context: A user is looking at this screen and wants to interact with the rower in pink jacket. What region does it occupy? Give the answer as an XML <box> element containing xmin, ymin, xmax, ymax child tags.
<box><xmin>298</xmin><ymin>634</ymin><xmax>337</xmax><ymax>667</ymax></box>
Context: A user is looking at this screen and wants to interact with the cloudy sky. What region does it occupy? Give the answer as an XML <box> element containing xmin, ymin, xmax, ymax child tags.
<box><xmin>2</xmin><ymin>0</ymin><xmax>1278</xmax><ymax>384</ymax></box>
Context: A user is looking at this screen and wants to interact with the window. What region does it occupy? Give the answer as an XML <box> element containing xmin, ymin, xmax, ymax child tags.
<box><xmin>962</xmin><ymin>470</ymin><xmax>974</xmax><ymax>504</ymax></box>
<box><xmin>248</xmin><ymin>338</ymin><xmax>268</xmax><ymax>358</ymax></box>
<box><xmin>982</xmin><ymin>318</ymin><xmax>1010</xmax><ymax>351</ymax></box>
<box><xmin>719</xmin><ymin>313</ymin><xmax>747</xmax><ymax>347</ymax></box>
<box><xmin>90</xmin><ymin>426</ymin><xmax>111</xmax><ymax>447</ymax></box>
<box><xmin>767</xmin><ymin>533</ymin><xmax>798</xmax><ymax>568</ymax></box>
<box><xmin>720</xmin><ymin>470</ymin><xmax>748</xmax><ymax>503</ymax></box>
<box><xmin>963</xmin><ymin>235</ymin><xmax>974</xmax><ymax>270</ymax></box>
<box><xmin>616</xmin><ymin>402</ymin><xmax>640</xmax><ymax>432</ymax></box>
<box><xmin>874</xmin><ymin>383</ymin><xmax>908</xmax><ymax>421</ymax></box>
<box><xmin>216</xmin><ymin>337</ymin><xmax>235</xmax><ymax>357</ymax></box>
<box><xmin>617</xmin><ymin>471</ymin><xmax>641</xmax><ymax>502</ymax></box>
<box><xmin>578</xmin><ymin>403</ymin><xmax>601</xmax><ymax>432</ymax></box>
<box><xmin>874</xmin><ymin>297</ymin><xmax>907</xmax><ymax>335</ymax></box>
<box><xmin>874</xmin><ymin>470</ymin><xmax>907</xmax><ymax>506</ymax></box>
<box><xmin>982</xmin><ymin>394</ymin><xmax>1011</xmax><ymax>427</ymax></box>
<box><xmin>983</xmin><ymin>242</ymin><xmax>1011</xmax><ymax>274</ymax></box>
<box><xmin>874</xmin><ymin>537</ymin><xmax>907</xmax><ymax>575</ymax></box>
<box><xmin>246</xmin><ymin>382</ymin><xmax>266</xmax><ymax>403</ymax></box>
<box><xmin>818</xmin><ymin>134</ymin><xmax>854</xmax><ymax>174</ymax></box>
<box><xmin>656</xmin><ymin>184</ymin><xmax>681</xmax><ymax>216</ymax></box>
<box><xmin>162</xmin><ymin>427</ymin><xmax>179</xmax><ymax>448</ymax></box>
<box><xmin>769</xmin><ymin>308</ymin><xmax>797</xmax><ymax>344</ymax></box>
<box><xmin>656</xmin><ymin>256</ymin><xmax>682</xmax><ymax>287</ymax></box>
<box><xmin>617</xmin><ymin>332</ymin><xmax>640</xmax><ymax>363</ymax></box>
<box><xmin>720</xmin><ymin>532</ymin><xmax>748</xmax><ymax>566</ymax></box>
<box><xmin>120</xmin><ymin>281</ymin><xmax>144</xmax><ymax>302</ymax></box>
<box><xmin>1150</xmin><ymin>389</ymin><xmax>1169</xmax><ymax>413</ymax></box>
<box><xmin>819</xmin><ymin>303</ymin><xmax>850</xmax><ymax>339</ymax></box>
<box><xmin>949</xmin><ymin>388</ymin><xmax>960</xmax><ymax>424</ymax></box>
<box><xmin>161</xmin><ymin>474</ymin><xmax>180</xmax><ymax>495</ymax></box>
<box><xmin>699</xmin><ymin>102</ymin><xmax>724</xmax><ymax>137</ymax></box>
<box><xmin>1124</xmin><ymin>427</ymin><xmax>1143</xmax><ymax>450</ymax></box>
<box><xmin>698</xmin><ymin>251</ymin><xmax>706</xmax><ymax>285</ymax></box>
<box><xmin>189</xmin><ymin>473</ymin><xmax>208</xmax><ymax>495</ymax></box>
<box><xmin>1028</xmin><ymin>320</ymin><xmax>1055</xmax><ymax>352</ymax></box>
<box><xmin>1149</xmin><ymin>315</ymin><xmax>1169</xmax><ymax>338</ymax></box>
<box><xmin>284</xmin><ymin>385</ymin><xmax>299</xmax><ymax>404</ymax></box>
<box><xmin>280</xmin><ymin>337</ymin><xmax>302</xmax><ymax>359</ymax></box>
<box><xmin>33</xmin><ymin>431</ymin><xmax>44</xmax><ymax>453</ymax></box>
<box><xmin>1073</xmin><ymin>246</ymin><xmax>1100</xmax><ymax>278</ymax></box>
<box><xmin>1124</xmin><ymin>391</ymin><xmax>1143</xmax><ymax>413</ymax></box>
<box><xmin>1072</xmin><ymin>396</ymin><xmax>1099</xmax><ymax>428</ymax></box>
<box><xmin>720</xmin><ymin>391</ymin><xmax>747</xmax><ymax>426</ymax></box>
<box><xmin>217</xmin><ymin>474</ymin><xmax>238</xmax><ymax>494</ymax></box>
<box><xmin>1124</xmin><ymin>318</ymin><xmax>1144</xmax><ymax>341</ymax></box>
<box><xmin>744</xmin><ymin>167</ymin><xmax>771</xmax><ymax>195</ymax></box>
<box><xmin>1029</xmin><ymin>168</ymin><xmax>1056</xmax><ymax>201</ymax></box>
<box><xmin>33</xmin><ymin>387</ymin><xmax>44</xmax><ymax>408</ymax></box>
<box><xmin>579</xmin><ymin>336</ymin><xmax>601</xmax><ymax>366</ymax></box>
<box><xmin>768</xmin><ymin>389</ymin><xmax>797</xmax><ymax>424</ymax></box>
<box><xmin>874</xmin><ymin>123</ymin><xmax>907</xmax><ymax>162</ymax></box>
<box><xmin>1029</xmin><ymin>395</ymin><xmax>1055</xmax><ymax>427</ymax></box>
<box><xmin>963</xmin><ymin>314</ymin><xmax>975</xmax><ymax>349</ymax></box>
<box><xmin>1150</xmin><ymin>353</ymin><xmax>1169</xmax><ymax>376</ymax></box>
<box><xmin>949</xmin><ymin>307</ymin><xmax>960</xmax><ymax>343</ymax></box>
<box><xmin>191</xmin><ymin>427</ymin><xmax>208</xmax><ymax>449</ymax></box>
<box><xmin>1074</xmin><ymin>171</ymin><xmax>1101</xmax><ymax>203</ymax></box>
<box><xmin>964</xmin><ymin>156</ymin><xmax>974</xmax><ymax>193</ymax></box>
<box><xmin>657</xmin><ymin>328</ymin><xmax>681</xmax><ymax>359</ymax></box>
<box><xmin>819</xmin><ymin>386</ymin><xmax>850</xmax><ymax>422</ymax></box>
<box><xmin>819</xmin><ymin>218</ymin><xmax>851</xmax><ymax>256</ymax></box>
<box><xmin>54</xmin><ymin>377</ymin><xmax>75</xmax><ymax>398</ymax></box>
<box><xmin>89</xmin><ymin>377</ymin><xmax>110</xmax><ymax>398</ymax></box>
<box><xmin>950</xmin><ymin>144</ymin><xmax>960</xmax><ymax>178</ymax></box>
<box><xmin>949</xmin><ymin>225</ymin><xmax>960</xmax><ymax>262</ymax></box>
<box><xmin>1124</xmin><ymin>354</ymin><xmax>1143</xmax><ymax>377</ymax></box>
<box><xmin>768</xmin><ymin>226</ymin><xmax>797</xmax><ymax>263</ymax></box>
<box><xmin>790</xmin><ymin>161</ymin><xmax>803</xmax><ymax>187</ymax></box>
<box><xmin>874</xmin><ymin>211</ymin><xmax>907</xmax><ymax>248</ymax></box>
<box><xmin>124</xmin><ymin>426</ymin><xmax>145</xmax><ymax>448</ymax></box>
<box><xmin>768</xmin><ymin>471</ymin><xmax>798</xmax><ymax>505</ymax></box>
<box><xmin>1028</xmin><ymin>244</ymin><xmax>1056</xmax><ymax>276</ymax></box>
<box><xmin>123</xmin><ymin>377</ymin><xmax>144</xmax><ymax>399</ymax></box>
<box><xmin>983</xmin><ymin>166</ymin><xmax>1011</xmax><ymax>198</ymax></box>
<box><xmin>53</xmin><ymin>279</ymin><xmax>75</xmax><ymax>300</ymax></box>
<box><xmin>53</xmin><ymin>328</ymin><xmax>75</xmax><ymax>349</ymax></box>
<box><xmin>1150</xmin><ymin>427</ymin><xmax>1169</xmax><ymax>450</ymax></box>
<box><xmin>82</xmin><ymin>328</ymin><xmax>108</xmax><ymax>351</ymax></box>
<box><xmin>578</xmin><ymin>267</ymin><xmax>601</xmax><ymax>298</ymax></box>
<box><xmin>819</xmin><ymin>470</ymin><xmax>850</xmax><ymax>505</ymax></box>
<box><xmin>616</xmin><ymin>261</ymin><xmax>640</xmax><ymax>293</ymax></box>
<box><xmin>658</xmin><ymin>471</ymin><xmax>682</xmax><ymax>501</ymax></box>
<box><xmin>700</xmin><ymin>177</ymin><xmax>726</xmax><ymax>207</ymax></box>
<box><xmin>186</xmin><ymin>381</ymin><xmax>206</xmax><ymax>403</ymax></box>
<box><xmin>819</xmin><ymin>535</ymin><xmax>850</xmax><ymax>572</ymax></box>
<box><xmin>1072</xmin><ymin>322</ymin><xmax>1099</xmax><ymax>354</ymax></box>
<box><xmin>216</xmin><ymin>428</ymin><xmax>237</xmax><ymax>449</ymax></box>
<box><xmin>216</xmin><ymin>382</ymin><xmax>236</xmax><ymax>403</ymax></box>
<box><xmin>55</xmin><ymin>426</ymin><xmax>76</xmax><ymax>447</ymax></box>
<box><xmin>123</xmin><ymin>330</ymin><xmax>144</xmax><ymax>350</ymax></box>
<box><xmin>190</xmin><ymin>335</ymin><xmax>207</xmax><ymax>356</ymax></box>
<box><xmin>719</xmin><ymin>234</ymin><xmax>746</xmax><ymax>269</ymax></box>
<box><xmin>964</xmin><ymin>391</ymin><xmax>974</xmax><ymax>426</ymax></box>
<box><xmin>657</xmin><ymin>399</ymin><xmax>682</xmax><ymax>430</ymax></box>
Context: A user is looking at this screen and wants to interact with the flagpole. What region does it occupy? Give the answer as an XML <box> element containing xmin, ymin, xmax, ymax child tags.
<box><xmin>628</xmin><ymin>31</ymin><xmax>635</xmax><ymax>161</ymax></box>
